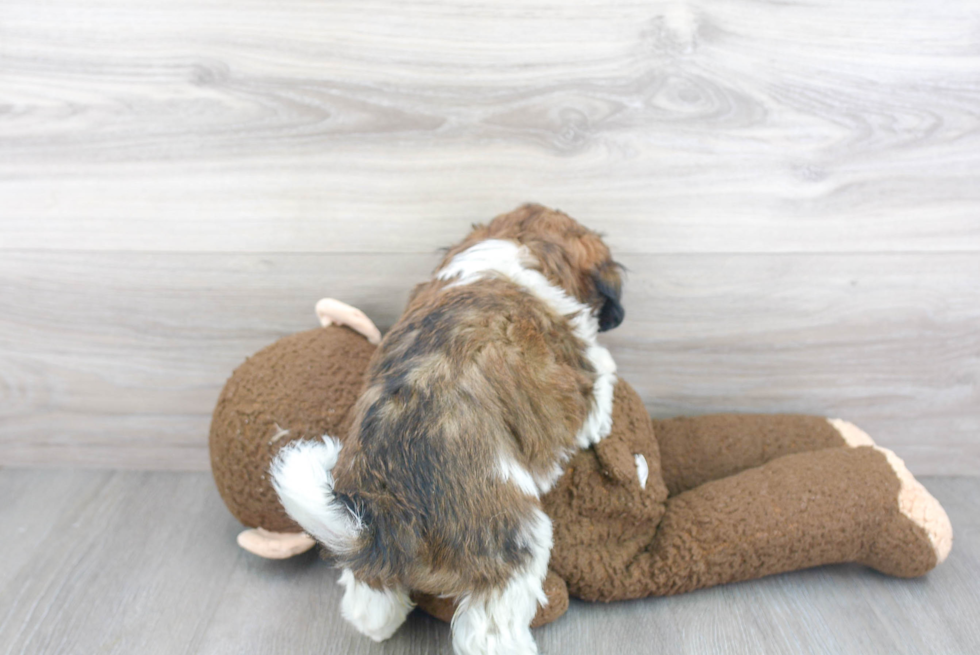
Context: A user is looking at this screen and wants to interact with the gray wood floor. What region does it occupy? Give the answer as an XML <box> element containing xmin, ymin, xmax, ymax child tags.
<box><xmin>0</xmin><ymin>468</ymin><xmax>977</xmax><ymax>655</ymax></box>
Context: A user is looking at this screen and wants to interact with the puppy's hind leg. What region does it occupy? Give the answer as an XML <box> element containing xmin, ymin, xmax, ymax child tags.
<box><xmin>338</xmin><ymin>569</ymin><xmax>414</xmax><ymax>642</ymax></box>
<box><xmin>451</xmin><ymin>510</ymin><xmax>552</xmax><ymax>655</ymax></box>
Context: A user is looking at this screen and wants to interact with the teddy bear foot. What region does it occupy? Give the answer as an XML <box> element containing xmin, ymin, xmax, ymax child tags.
<box><xmin>828</xmin><ymin>419</ymin><xmax>953</xmax><ymax>576</ymax></box>
<box><xmin>237</xmin><ymin>527</ymin><xmax>316</xmax><ymax>559</ymax></box>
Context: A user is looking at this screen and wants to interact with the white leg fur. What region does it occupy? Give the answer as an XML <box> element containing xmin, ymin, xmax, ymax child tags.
<box><xmin>828</xmin><ymin>418</ymin><xmax>953</xmax><ymax>564</ymax></box>
<box><xmin>338</xmin><ymin>569</ymin><xmax>414</xmax><ymax>642</ymax></box>
<box><xmin>269</xmin><ymin>437</ymin><xmax>361</xmax><ymax>555</ymax></box>
<box><xmin>575</xmin><ymin>343</ymin><xmax>617</xmax><ymax>448</ymax></box>
<box><xmin>451</xmin><ymin>509</ymin><xmax>552</xmax><ymax>655</ymax></box>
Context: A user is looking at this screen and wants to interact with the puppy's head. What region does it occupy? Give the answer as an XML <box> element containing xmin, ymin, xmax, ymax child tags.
<box><xmin>442</xmin><ymin>204</ymin><xmax>625</xmax><ymax>331</ymax></box>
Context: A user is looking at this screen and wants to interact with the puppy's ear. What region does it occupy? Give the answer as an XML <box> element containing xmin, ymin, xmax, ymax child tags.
<box><xmin>593</xmin><ymin>263</ymin><xmax>624</xmax><ymax>332</ymax></box>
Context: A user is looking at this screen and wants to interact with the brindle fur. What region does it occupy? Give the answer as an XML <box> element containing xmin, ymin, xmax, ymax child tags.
<box><xmin>331</xmin><ymin>204</ymin><xmax>623</xmax><ymax>597</ymax></box>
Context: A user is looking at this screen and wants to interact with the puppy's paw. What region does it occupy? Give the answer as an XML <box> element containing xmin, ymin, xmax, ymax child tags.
<box><xmin>452</xmin><ymin>626</ymin><xmax>539</xmax><ymax>655</ymax></box>
<box><xmin>338</xmin><ymin>569</ymin><xmax>414</xmax><ymax>642</ymax></box>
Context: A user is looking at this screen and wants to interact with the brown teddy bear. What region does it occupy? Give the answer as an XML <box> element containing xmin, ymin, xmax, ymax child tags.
<box><xmin>210</xmin><ymin>299</ymin><xmax>952</xmax><ymax>627</ymax></box>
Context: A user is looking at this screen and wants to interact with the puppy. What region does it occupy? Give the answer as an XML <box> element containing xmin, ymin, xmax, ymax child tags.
<box><xmin>271</xmin><ymin>204</ymin><xmax>624</xmax><ymax>655</ymax></box>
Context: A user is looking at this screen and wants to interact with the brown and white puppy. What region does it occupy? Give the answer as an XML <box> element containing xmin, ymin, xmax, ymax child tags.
<box><xmin>271</xmin><ymin>204</ymin><xmax>623</xmax><ymax>655</ymax></box>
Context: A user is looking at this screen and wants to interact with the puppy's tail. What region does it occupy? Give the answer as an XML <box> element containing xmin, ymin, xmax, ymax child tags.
<box><xmin>270</xmin><ymin>437</ymin><xmax>361</xmax><ymax>555</ymax></box>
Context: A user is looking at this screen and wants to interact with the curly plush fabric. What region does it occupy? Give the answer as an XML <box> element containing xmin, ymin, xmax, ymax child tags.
<box><xmin>210</xmin><ymin>322</ymin><xmax>952</xmax><ymax>626</ymax></box>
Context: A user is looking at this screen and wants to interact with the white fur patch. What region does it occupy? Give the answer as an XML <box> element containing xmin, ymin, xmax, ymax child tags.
<box><xmin>338</xmin><ymin>568</ymin><xmax>414</xmax><ymax>642</ymax></box>
<box><xmin>451</xmin><ymin>509</ymin><xmax>552</xmax><ymax>655</ymax></box>
<box><xmin>269</xmin><ymin>437</ymin><xmax>361</xmax><ymax>555</ymax></box>
<box><xmin>535</xmin><ymin>460</ymin><xmax>567</xmax><ymax>495</ymax></box>
<box><xmin>497</xmin><ymin>452</ymin><xmax>570</xmax><ymax>498</ymax></box>
<box><xmin>634</xmin><ymin>453</ymin><xmax>649</xmax><ymax>490</ymax></box>
<box><xmin>437</xmin><ymin>239</ymin><xmax>538</xmax><ymax>288</ymax></box>
<box><xmin>497</xmin><ymin>453</ymin><xmax>540</xmax><ymax>498</ymax></box>
<box><xmin>439</xmin><ymin>239</ymin><xmax>618</xmax><ymax>450</ymax></box>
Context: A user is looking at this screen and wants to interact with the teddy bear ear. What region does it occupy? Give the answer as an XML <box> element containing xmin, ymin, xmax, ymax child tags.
<box><xmin>315</xmin><ymin>298</ymin><xmax>382</xmax><ymax>344</ymax></box>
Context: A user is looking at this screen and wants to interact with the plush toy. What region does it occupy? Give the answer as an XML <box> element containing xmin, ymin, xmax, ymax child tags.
<box><xmin>210</xmin><ymin>299</ymin><xmax>953</xmax><ymax>627</ymax></box>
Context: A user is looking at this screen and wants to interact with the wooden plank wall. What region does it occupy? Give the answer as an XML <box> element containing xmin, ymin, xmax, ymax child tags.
<box><xmin>1</xmin><ymin>0</ymin><xmax>978</xmax><ymax>473</ymax></box>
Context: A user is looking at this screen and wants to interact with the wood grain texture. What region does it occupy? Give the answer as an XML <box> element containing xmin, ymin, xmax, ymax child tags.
<box><xmin>0</xmin><ymin>469</ymin><xmax>977</xmax><ymax>654</ymax></box>
<box><xmin>0</xmin><ymin>251</ymin><xmax>437</xmax><ymax>470</ymax></box>
<box><xmin>1</xmin><ymin>0</ymin><xmax>979</xmax><ymax>471</ymax></box>
<box><xmin>1</xmin><ymin>251</ymin><xmax>977</xmax><ymax>473</ymax></box>
<box><xmin>1</xmin><ymin>0</ymin><xmax>979</xmax><ymax>253</ymax></box>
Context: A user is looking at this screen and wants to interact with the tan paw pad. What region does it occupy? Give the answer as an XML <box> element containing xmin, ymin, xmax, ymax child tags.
<box><xmin>237</xmin><ymin>528</ymin><xmax>316</xmax><ymax>559</ymax></box>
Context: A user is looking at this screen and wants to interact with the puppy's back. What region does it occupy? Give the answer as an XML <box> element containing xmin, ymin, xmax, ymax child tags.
<box><xmin>332</xmin><ymin>277</ymin><xmax>594</xmax><ymax>596</ymax></box>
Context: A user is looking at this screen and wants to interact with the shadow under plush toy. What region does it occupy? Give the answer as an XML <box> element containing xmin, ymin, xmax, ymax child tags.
<box><xmin>211</xmin><ymin>299</ymin><xmax>952</xmax><ymax>628</ymax></box>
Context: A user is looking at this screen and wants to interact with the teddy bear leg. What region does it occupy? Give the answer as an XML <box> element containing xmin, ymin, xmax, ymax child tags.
<box><xmin>653</xmin><ymin>414</ymin><xmax>852</xmax><ymax>496</ymax></box>
<box><xmin>608</xmin><ymin>445</ymin><xmax>951</xmax><ymax>600</ymax></box>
